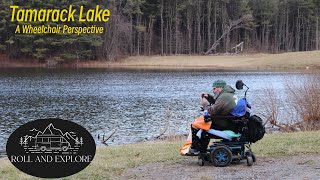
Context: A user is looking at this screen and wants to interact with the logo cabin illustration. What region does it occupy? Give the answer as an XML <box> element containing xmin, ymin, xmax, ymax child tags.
<box><xmin>35</xmin><ymin>134</ymin><xmax>70</xmax><ymax>152</ymax></box>
<box><xmin>20</xmin><ymin>123</ymin><xmax>83</xmax><ymax>154</ymax></box>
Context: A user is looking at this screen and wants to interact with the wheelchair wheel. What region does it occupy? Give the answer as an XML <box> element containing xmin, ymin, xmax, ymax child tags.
<box><xmin>210</xmin><ymin>146</ymin><xmax>232</xmax><ymax>167</ymax></box>
<box><xmin>246</xmin><ymin>155</ymin><xmax>253</xmax><ymax>166</ymax></box>
<box><xmin>198</xmin><ymin>156</ymin><xmax>204</xmax><ymax>166</ymax></box>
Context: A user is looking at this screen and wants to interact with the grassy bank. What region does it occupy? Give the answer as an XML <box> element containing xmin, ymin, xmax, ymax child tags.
<box><xmin>1</xmin><ymin>51</ymin><xmax>320</xmax><ymax>70</ymax></box>
<box><xmin>119</xmin><ymin>51</ymin><xmax>320</xmax><ymax>70</ymax></box>
<box><xmin>0</xmin><ymin>131</ymin><xmax>319</xmax><ymax>179</ymax></box>
<box><xmin>71</xmin><ymin>51</ymin><xmax>320</xmax><ymax>70</ymax></box>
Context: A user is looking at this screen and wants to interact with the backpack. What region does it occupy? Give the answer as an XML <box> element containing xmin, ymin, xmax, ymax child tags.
<box><xmin>246</xmin><ymin>115</ymin><xmax>265</xmax><ymax>143</ymax></box>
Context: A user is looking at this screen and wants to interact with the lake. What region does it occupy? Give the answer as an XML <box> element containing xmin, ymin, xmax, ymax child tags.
<box><xmin>0</xmin><ymin>68</ymin><xmax>315</xmax><ymax>149</ymax></box>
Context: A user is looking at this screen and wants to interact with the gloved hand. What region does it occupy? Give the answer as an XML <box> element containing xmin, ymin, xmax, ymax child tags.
<box><xmin>203</xmin><ymin>110</ymin><xmax>211</xmax><ymax>123</ymax></box>
<box><xmin>201</xmin><ymin>93</ymin><xmax>209</xmax><ymax>98</ymax></box>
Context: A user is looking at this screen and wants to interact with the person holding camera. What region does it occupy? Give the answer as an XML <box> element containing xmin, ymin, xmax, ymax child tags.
<box><xmin>190</xmin><ymin>80</ymin><xmax>237</xmax><ymax>154</ymax></box>
<box><xmin>200</xmin><ymin>80</ymin><xmax>236</xmax><ymax>116</ymax></box>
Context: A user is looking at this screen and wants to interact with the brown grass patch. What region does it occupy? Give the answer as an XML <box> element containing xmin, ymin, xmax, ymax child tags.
<box><xmin>2</xmin><ymin>51</ymin><xmax>320</xmax><ymax>70</ymax></box>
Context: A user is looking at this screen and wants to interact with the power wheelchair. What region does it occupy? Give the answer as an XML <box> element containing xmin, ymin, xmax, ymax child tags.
<box><xmin>186</xmin><ymin>80</ymin><xmax>262</xmax><ymax>167</ymax></box>
<box><xmin>194</xmin><ymin>114</ymin><xmax>256</xmax><ymax>167</ymax></box>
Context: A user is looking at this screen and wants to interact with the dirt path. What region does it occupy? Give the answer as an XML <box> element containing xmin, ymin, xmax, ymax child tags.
<box><xmin>122</xmin><ymin>154</ymin><xmax>320</xmax><ymax>180</ymax></box>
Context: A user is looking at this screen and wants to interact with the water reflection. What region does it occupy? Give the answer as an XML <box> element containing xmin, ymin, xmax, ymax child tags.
<box><xmin>0</xmin><ymin>68</ymin><xmax>315</xmax><ymax>149</ymax></box>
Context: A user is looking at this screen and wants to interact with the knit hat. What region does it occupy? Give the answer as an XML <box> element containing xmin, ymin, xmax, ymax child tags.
<box><xmin>212</xmin><ymin>80</ymin><xmax>226</xmax><ymax>88</ymax></box>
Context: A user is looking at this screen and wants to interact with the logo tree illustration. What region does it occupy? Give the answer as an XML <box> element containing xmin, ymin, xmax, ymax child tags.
<box><xmin>75</xmin><ymin>137</ymin><xmax>80</xmax><ymax>146</ymax></box>
<box><xmin>80</xmin><ymin>137</ymin><xmax>83</xmax><ymax>145</ymax></box>
<box><xmin>20</xmin><ymin>137</ymin><xmax>24</xmax><ymax>146</ymax></box>
<box><xmin>24</xmin><ymin>137</ymin><xmax>28</xmax><ymax>145</ymax></box>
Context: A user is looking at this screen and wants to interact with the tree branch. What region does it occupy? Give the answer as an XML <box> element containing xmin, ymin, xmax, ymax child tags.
<box><xmin>101</xmin><ymin>128</ymin><xmax>117</xmax><ymax>146</ymax></box>
<box><xmin>204</xmin><ymin>14</ymin><xmax>253</xmax><ymax>55</ymax></box>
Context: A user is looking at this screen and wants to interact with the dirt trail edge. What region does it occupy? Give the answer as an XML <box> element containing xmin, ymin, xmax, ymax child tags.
<box><xmin>122</xmin><ymin>154</ymin><xmax>320</xmax><ymax>180</ymax></box>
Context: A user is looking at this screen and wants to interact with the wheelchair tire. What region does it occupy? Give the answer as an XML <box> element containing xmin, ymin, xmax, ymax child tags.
<box><xmin>246</xmin><ymin>155</ymin><xmax>253</xmax><ymax>166</ymax></box>
<box><xmin>198</xmin><ymin>156</ymin><xmax>204</xmax><ymax>166</ymax></box>
<box><xmin>210</xmin><ymin>146</ymin><xmax>232</xmax><ymax>167</ymax></box>
<box><xmin>252</xmin><ymin>153</ymin><xmax>256</xmax><ymax>162</ymax></box>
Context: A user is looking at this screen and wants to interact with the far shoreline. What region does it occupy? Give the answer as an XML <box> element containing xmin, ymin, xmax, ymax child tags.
<box><xmin>0</xmin><ymin>65</ymin><xmax>314</xmax><ymax>73</ymax></box>
<box><xmin>1</xmin><ymin>51</ymin><xmax>320</xmax><ymax>72</ymax></box>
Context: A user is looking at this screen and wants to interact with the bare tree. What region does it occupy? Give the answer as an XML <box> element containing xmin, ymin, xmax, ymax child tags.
<box><xmin>204</xmin><ymin>14</ymin><xmax>253</xmax><ymax>55</ymax></box>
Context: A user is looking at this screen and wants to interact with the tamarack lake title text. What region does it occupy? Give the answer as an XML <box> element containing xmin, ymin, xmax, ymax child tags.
<box><xmin>10</xmin><ymin>5</ymin><xmax>110</xmax><ymax>35</ymax></box>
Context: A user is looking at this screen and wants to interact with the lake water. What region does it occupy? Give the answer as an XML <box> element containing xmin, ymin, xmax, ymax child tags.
<box><xmin>0</xmin><ymin>68</ymin><xmax>315</xmax><ymax>149</ymax></box>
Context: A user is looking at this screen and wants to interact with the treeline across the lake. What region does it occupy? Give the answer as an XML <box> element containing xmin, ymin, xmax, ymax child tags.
<box><xmin>1</xmin><ymin>0</ymin><xmax>320</xmax><ymax>62</ymax></box>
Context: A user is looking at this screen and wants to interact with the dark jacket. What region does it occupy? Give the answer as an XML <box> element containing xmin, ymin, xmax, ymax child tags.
<box><xmin>205</xmin><ymin>85</ymin><xmax>236</xmax><ymax>115</ymax></box>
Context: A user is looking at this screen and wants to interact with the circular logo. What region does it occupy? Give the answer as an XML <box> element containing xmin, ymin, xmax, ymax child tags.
<box><xmin>6</xmin><ymin>118</ymin><xmax>96</xmax><ymax>178</ymax></box>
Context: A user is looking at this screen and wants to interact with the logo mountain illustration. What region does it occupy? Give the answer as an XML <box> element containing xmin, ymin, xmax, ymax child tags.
<box><xmin>20</xmin><ymin>123</ymin><xmax>83</xmax><ymax>153</ymax></box>
<box><xmin>32</xmin><ymin>123</ymin><xmax>77</xmax><ymax>143</ymax></box>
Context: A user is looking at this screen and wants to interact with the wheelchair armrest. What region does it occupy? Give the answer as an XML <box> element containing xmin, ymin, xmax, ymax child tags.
<box><xmin>211</xmin><ymin>115</ymin><xmax>238</xmax><ymax>121</ymax></box>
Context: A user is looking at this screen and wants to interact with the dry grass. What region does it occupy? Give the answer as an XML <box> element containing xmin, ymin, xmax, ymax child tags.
<box><xmin>253</xmin><ymin>131</ymin><xmax>320</xmax><ymax>157</ymax></box>
<box><xmin>0</xmin><ymin>140</ymin><xmax>184</xmax><ymax>180</ymax></box>
<box><xmin>116</xmin><ymin>51</ymin><xmax>320</xmax><ymax>70</ymax></box>
<box><xmin>0</xmin><ymin>131</ymin><xmax>319</xmax><ymax>179</ymax></box>
<box><xmin>78</xmin><ymin>132</ymin><xmax>320</xmax><ymax>179</ymax></box>
<box><xmin>2</xmin><ymin>51</ymin><xmax>320</xmax><ymax>70</ymax></box>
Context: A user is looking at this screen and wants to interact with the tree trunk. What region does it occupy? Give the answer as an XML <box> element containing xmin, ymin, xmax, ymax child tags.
<box><xmin>214</xmin><ymin>0</ymin><xmax>217</xmax><ymax>53</ymax></box>
<box><xmin>130</xmin><ymin>15</ymin><xmax>133</xmax><ymax>55</ymax></box>
<box><xmin>148</xmin><ymin>18</ymin><xmax>154</xmax><ymax>56</ymax></box>
<box><xmin>175</xmin><ymin>0</ymin><xmax>179</xmax><ymax>55</ymax></box>
<box><xmin>165</xmin><ymin>20</ymin><xmax>168</xmax><ymax>54</ymax></box>
<box><xmin>207</xmin><ymin>0</ymin><xmax>212</xmax><ymax>51</ymax></box>
<box><xmin>295</xmin><ymin>7</ymin><xmax>300</xmax><ymax>51</ymax></box>
<box><xmin>265</xmin><ymin>26</ymin><xmax>270</xmax><ymax>51</ymax></box>
<box><xmin>160</xmin><ymin>0</ymin><xmax>164</xmax><ymax>55</ymax></box>
<box><xmin>274</xmin><ymin>14</ymin><xmax>279</xmax><ymax>53</ymax></box>
<box><xmin>316</xmin><ymin>10</ymin><xmax>319</xmax><ymax>50</ymax></box>
<box><xmin>221</xmin><ymin>1</ymin><xmax>229</xmax><ymax>53</ymax></box>
<box><xmin>144</xmin><ymin>20</ymin><xmax>147</xmax><ymax>55</ymax></box>
<box><xmin>262</xmin><ymin>16</ymin><xmax>265</xmax><ymax>51</ymax></box>
<box><xmin>169</xmin><ymin>5</ymin><xmax>173</xmax><ymax>55</ymax></box>
<box><xmin>285</xmin><ymin>5</ymin><xmax>289</xmax><ymax>52</ymax></box>
<box><xmin>279</xmin><ymin>6</ymin><xmax>285</xmax><ymax>51</ymax></box>
<box><xmin>137</xmin><ymin>15</ymin><xmax>141</xmax><ymax>56</ymax></box>
<box><xmin>306</xmin><ymin>19</ymin><xmax>310</xmax><ymax>51</ymax></box>
<box><xmin>302</xmin><ymin>17</ymin><xmax>305</xmax><ymax>51</ymax></box>
<box><xmin>187</xmin><ymin>8</ymin><xmax>192</xmax><ymax>55</ymax></box>
<box><xmin>193</xmin><ymin>16</ymin><xmax>197</xmax><ymax>53</ymax></box>
<box><xmin>196</xmin><ymin>0</ymin><xmax>201</xmax><ymax>53</ymax></box>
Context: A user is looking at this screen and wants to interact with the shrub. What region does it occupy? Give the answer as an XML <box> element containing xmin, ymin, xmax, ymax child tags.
<box><xmin>256</xmin><ymin>72</ymin><xmax>320</xmax><ymax>131</ymax></box>
<box><xmin>286</xmin><ymin>74</ymin><xmax>320</xmax><ymax>130</ymax></box>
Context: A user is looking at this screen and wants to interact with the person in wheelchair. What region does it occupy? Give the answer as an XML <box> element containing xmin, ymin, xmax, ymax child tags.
<box><xmin>181</xmin><ymin>80</ymin><xmax>239</xmax><ymax>155</ymax></box>
<box><xmin>180</xmin><ymin>80</ymin><xmax>263</xmax><ymax>167</ymax></box>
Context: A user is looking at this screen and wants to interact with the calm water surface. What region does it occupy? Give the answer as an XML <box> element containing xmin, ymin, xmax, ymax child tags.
<box><xmin>0</xmin><ymin>68</ymin><xmax>314</xmax><ymax>149</ymax></box>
